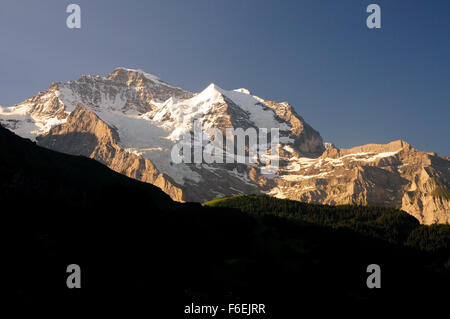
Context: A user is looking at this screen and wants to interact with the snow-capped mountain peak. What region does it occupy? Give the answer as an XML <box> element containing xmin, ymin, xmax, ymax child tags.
<box><xmin>3</xmin><ymin>67</ymin><xmax>445</xmax><ymax>224</ymax></box>
<box><xmin>194</xmin><ymin>83</ymin><xmax>225</xmax><ymax>103</ymax></box>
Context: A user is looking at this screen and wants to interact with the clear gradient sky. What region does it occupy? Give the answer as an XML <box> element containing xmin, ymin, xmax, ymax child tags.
<box><xmin>1</xmin><ymin>0</ymin><xmax>449</xmax><ymax>155</ymax></box>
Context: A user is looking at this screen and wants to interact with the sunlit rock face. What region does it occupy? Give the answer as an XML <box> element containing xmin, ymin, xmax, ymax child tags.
<box><xmin>1</xmin><ymin>68</ymin><xmax>448</xmax><ymax>224</ymax></box>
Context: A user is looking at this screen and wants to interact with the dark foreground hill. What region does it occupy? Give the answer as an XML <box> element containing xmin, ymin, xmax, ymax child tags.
<box><xmin>204</xmin><ymin>195</ymin><xmax>450</xmax><ymax>254</ymax></box>
<box><xmin>1</xmin><ymin>125</ymin><xmax>449</xmax><ymax>316</ymax></box>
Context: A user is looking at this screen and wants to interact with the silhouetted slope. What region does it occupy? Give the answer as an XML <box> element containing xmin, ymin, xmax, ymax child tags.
<box><xmin>2</xmin><ymin>125</ymin><xmax>449</xmax><ymax>316</ymax></box>
<box><xmin>205</xmin><ymin>195</ymin><xmax>450</xmax><ymax>254</ymax></box>
<box><xmin>1</xmin><ymin>124</ymin><xmax>179</xmax><ymax>312</ymax></box>
<box><xmin>0</xmin><ymin>124</ymin><xmax>173</xmax><ymax>210</ymax></box>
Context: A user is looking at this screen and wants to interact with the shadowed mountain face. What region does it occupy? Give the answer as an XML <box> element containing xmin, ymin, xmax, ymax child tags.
<box><xmin>0</xmin><ymin>68</ymin><xmax>448</xmax><ymax>224</ymax></box>
<box><xmin>2</xmin><ymin>125</ymin><xmax>449</xmax><ymax>316</ymax></box>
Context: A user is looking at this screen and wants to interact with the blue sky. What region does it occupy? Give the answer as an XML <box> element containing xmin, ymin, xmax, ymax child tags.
<box><xmin>1</xmin><ymin>0</ymin><xmax>448</xmax><ymax>155</ymax></box>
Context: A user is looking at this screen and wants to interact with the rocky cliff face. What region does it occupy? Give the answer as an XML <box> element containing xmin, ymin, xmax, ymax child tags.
<box><xmin>36</xmin><ymin>104</ymin><xmax>184</xmax><ymax>201</ymax></box>
<box><xmin>270</xmin><ymin>141</ymin><xmax>449</xmax><ymax>224</ymax></box>
<box><xmin>1</xmin><ymin>68</ymin><xmax>448</xmax><ymax>224</ymax></box>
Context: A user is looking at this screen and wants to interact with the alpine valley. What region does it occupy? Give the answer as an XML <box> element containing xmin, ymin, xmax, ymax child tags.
<box><xmin>1</xmin><ymin>67</ymin><xmax>448</xmax><ymax>224</ymax></box>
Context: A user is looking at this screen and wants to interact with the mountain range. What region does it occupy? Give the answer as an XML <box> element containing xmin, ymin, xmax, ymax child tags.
<box><xmin>1</xmin><ymin>67</ymin><xmax>448</xmax><ymax>224</ymax></box>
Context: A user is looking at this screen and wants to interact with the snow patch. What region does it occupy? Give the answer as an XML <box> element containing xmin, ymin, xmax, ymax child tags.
<box><xmin>229</xmin><ymin>168</ymin><xmax>255</xmax><ymax>186</ymax></box>
<box><xmin>281</xmin><ymin>171</ymin><xmax>329</xmax><ymax>181</ymax></box>
<box><xmin>216</xmin><ymin>85</ymin><xmax>290</xmax><ymax>131</ymax></box>
<box><xmin>233</xmin><ymin>88</ymin><xmax>251</xmax><ymax>95</ymax></box>
<box><xmin>266</xmin><ymin>186</ymin><xmax>288</xmax><ymax>199</ymax></box>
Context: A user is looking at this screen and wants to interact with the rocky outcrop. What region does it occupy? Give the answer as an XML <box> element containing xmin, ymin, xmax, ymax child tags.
<box><xmin>37</xmin><ymin>104</ymin><xmax>184</xmax><ymax>201</ymax></box>
<box><xmin>263</xmin><ymin>100</ymin><xmax>324</xmax><ymax>156</ymax></box>
<box><xmin>270</xmin><ymin>141</ymin><xmax>449</xmax><ymax>224</ymax></box>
